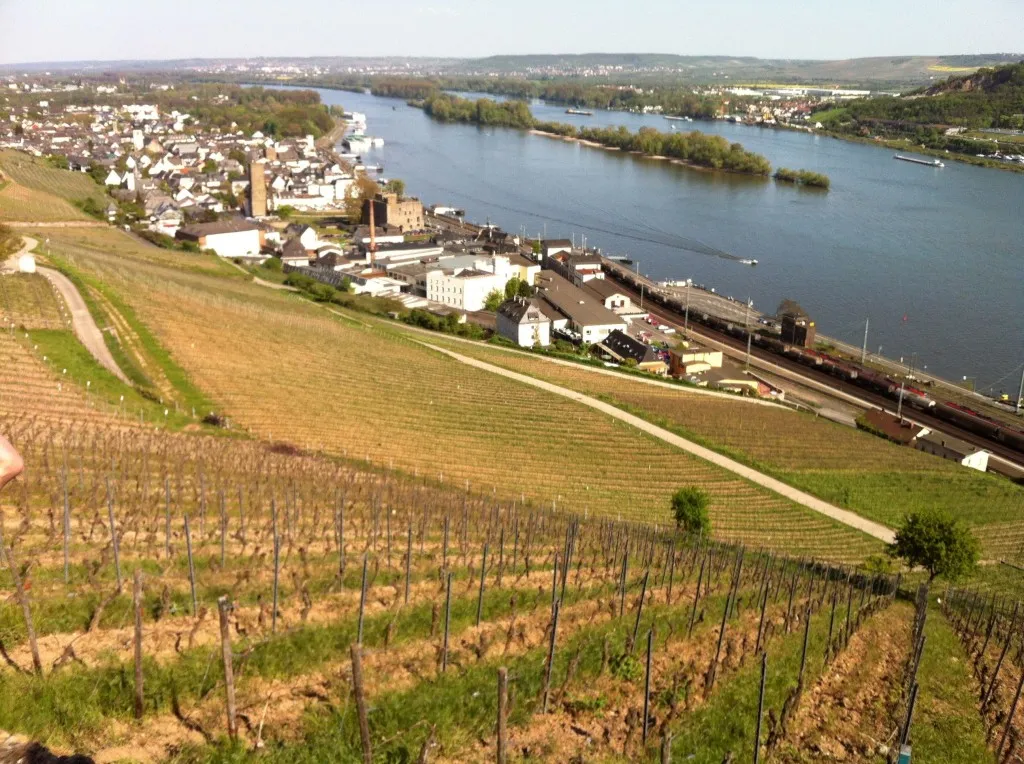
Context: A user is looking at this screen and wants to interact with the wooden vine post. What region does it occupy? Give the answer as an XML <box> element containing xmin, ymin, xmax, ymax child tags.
<box><xmin>217</xmin><ymin>596</ymin><xmax>237</xmax><ymax>739</ymax></box>
<box><xmin>351</xmin><ymin>644</ymin><xmax>373</xmax><ymax>764</ymax></box>
<box><xmin>497</xmin><ymin>666</ymin><xmax>509</xmax><ymax>764</ymax></box>
<box><xmin>133</xmin><ymin>569</ymin><xmax>144</xmax><ymax>719</ymax></box>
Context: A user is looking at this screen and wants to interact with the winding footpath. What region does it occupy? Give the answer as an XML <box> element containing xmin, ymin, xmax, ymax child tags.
<box><xmin>2</xmin><ymin>236</ymin><xmax>130</xmax><ymax>383</ymax></box>
<box><xmin>423</xmin><ymin>341</ymin><xmax>897</xmax><ymax>545</ymax></box>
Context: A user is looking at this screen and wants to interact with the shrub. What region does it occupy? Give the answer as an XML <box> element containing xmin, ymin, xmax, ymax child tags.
<box><xmin>671</xmin><ymin>487</ymin><xmax>711</xmax><ymax>536</ymax></box>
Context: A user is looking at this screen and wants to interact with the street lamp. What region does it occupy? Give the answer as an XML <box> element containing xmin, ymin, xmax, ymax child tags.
<box><xmin>962</xmin><ymin>375</ymin><xmax>976</xmax><ymax>392</ymax></box>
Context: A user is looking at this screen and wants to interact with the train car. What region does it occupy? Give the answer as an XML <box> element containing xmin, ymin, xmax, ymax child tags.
<box><xmin>856</xmin><ymin>369</ymin><xmax>897</xmax><ymax>396</ymax></box>
<box><xmin>898</xmin><ymin>386</ymin><xmax>936</xmax><ymax>410</ymax></box>
<box><xmin>934</xmin><ymin>402</ymin><xmax>1002</xmax><ymax>440</ymax></box>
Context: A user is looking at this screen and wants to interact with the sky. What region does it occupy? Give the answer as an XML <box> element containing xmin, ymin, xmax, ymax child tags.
<box><xmin>1</xmin><ymin>0</ymin><xmax>1022</xmax><ymax>64</ymax></box>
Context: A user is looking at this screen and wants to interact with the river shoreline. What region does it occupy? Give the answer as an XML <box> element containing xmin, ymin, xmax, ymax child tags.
<box><xmin>527</xmin><ymin>129</ymin><xmax>773</xmax><ymax>178</ymax></box>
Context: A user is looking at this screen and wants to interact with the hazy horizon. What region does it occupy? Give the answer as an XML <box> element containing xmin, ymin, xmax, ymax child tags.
<box><xmin>1</xmin><ymin>0</ymin><xmax>1021</xmax><ymax>66</ymax></box>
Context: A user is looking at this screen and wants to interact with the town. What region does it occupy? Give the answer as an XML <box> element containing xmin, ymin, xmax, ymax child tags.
<box><xmin>2</xmin><ymin>76</ymin><xmax>1020</xmax><ymax>486</ymax></box>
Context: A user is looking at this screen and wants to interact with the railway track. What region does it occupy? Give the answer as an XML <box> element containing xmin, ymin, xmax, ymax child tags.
<box><xmin>609</xmin><ymin>275</ymin><xmax>1024</xmax><ymax>468</ymax></box>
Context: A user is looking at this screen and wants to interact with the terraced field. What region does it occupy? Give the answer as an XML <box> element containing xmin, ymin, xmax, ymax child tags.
<box><xmin>404</xmin><ymin>334</ymin><xmax>1024</xmax><ymax>559</ymax></box>
<box><xmin>0</xmin><ymin>150</ymin><xmax>104</xmax><ymax>220</ymax></box>
<box><xmin>0</xmin><ymin>166</ymin><xmax>1011</xmax><ymax>763</ymax></box>
<box><xmin>37</xmin><ymin>239</ymin><xmax>884</xmax><ymax>561</ymax></box>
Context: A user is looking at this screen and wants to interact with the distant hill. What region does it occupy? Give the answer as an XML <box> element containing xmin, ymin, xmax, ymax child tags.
<box><xmin>448</xmin><ymin>53</ymin><xmax>1024</xmax><ymax>87</ymax></box>
<box><xmin>3</xmin><ymin>53</ymin><xmax>1022</xmax><ymax>88</ymax></box>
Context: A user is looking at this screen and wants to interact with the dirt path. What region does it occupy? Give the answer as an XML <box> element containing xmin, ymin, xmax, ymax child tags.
<box><xmin>3</xmin><ymin>236</ymin><xmax>129</xmax><ymax>383</ymax></box>
<box><xmin>423</xmin><ymin>343</ymin><xmax>896</xmax><ymax>544</ymax></box>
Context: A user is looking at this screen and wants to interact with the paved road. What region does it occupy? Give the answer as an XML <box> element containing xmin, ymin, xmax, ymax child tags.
<box><xmin>424</xmin><ymin>341</ymin><xmax>897</xmax><ymax>545</ymax></box>
<box><xmin>3</xmin><ymin>237</ymin><xmax>129</xmax><ymax>383</ymax></box>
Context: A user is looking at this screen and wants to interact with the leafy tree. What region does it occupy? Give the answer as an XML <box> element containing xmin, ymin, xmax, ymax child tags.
<box><xmin>517</xmin><ymin>280</ymin><xmax>534</xmax><ymax>298</ymax></box>
<box><xmin>504</xmin><ymin>276</ymin><xmax>522</xmax><ymax>300</ymax></box>
<box><xmin>383</xmin><ymin>178</ymin><xmax>406</xmax><ymax>198</ymax></box>
<box><xmin>276</xmin><ymin>205</ymin><xmax>296</xmax><ymax>220</ymax></box>
<box><xmin>484</xmin><ymin>289</ymin><xmax>505</xmax><ymax>312</ymax></box>
<box><xmin>623</xmin><ymin>358</ymin><xmax>639</xmax><ymax>368</ymax></box>
<box><xmin>671</xmin><ymin>487</ymin><xmax>711</xmax><ymax>536</ymax></box>
<box><xmin>203</xmin><ymin>159</ymin><xmax>218</xmax><ymax>174</ymax></box>
<box><xmin>889</xmin><ymin>509</ymin><xmax>979</xmax><ymax>582</ymax></box>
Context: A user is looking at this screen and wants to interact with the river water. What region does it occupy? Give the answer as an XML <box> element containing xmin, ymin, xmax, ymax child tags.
<box><xmin>303</xmin><ymin>86</ymin><xmax>1023</xmax><ymax>389</ymax></box>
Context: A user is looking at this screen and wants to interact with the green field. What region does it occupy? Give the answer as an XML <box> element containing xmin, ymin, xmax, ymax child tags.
<box><xmin>396</xmin><ymin>333</ymin><xmax>1024</xmax><ymax>560</ymax></box>
<box><xmin>0</xmin><ymin>150</ymin><xmax>105</xmax><ymax>221</ymax></box>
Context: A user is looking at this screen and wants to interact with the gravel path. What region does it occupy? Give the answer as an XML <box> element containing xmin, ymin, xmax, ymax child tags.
<box><xmin>3</xmin><ymin>236</ymin><xmax>130</xmax><ymax>383</ymax></box>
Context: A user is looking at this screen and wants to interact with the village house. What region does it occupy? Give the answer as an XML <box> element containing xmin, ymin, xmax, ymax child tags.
<box><xmin>496</xmin><ymin>298</ymin><xmax>552</xmax><ymax>348</ymax></box>
<box><xmin>596</xmin><ymin>330</ymin><xmax>668</xmax><ymax>374</ymax></box>
<box><xmin>176</xmin><ymin>219</ymin><xmax>262</xmax><ymax>258</ymax></box>
<box><xmin>534</xmin><ymin>270</ymin><xmax>626</xmax><ymax>344</ymax></box>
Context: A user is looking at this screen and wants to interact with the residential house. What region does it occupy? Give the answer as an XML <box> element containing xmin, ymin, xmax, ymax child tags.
<box><xmin>176</xmin><ymin>218</ymin><xmax>262</xmax><ymax>258</ymax></box>
<box><xmin>585</xmin><ymin>279</ymin><xmax>647</xmax><ymax>321</ymax></box>
<box><xmin>596</xmin><ymin>330</ymin><xmax>668</xmax><ymax>374</ymax></box>
<box><xmin>669</xmin><ymin>344</ymin><xmax>724</xmax><ymax>376</ymax></box>
<box><xmin>281</xmin><ymin>237</ymin><xmax>313</xmax><ymax>267</ymax></box>
<box><xmin>496</xmin><ymin>298</ymin><xmax>551</xmax><ymax>348</ymax></box>
<box><xmin>426</xmin><ymin>268</ymin><xmax>501</xmax><ymax>312</ymax></box>
<box><xmin>914</xmin><ymin>431</ymin><xmax>990</xmax><ymax>472</ymax></box>
<box><xmin>534</xmin><ymin>270</ymin><xmax>626</xmax><ymax>344</ymax></box>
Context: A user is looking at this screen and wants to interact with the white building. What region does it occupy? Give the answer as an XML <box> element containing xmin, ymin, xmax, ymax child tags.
<box><xmin>176</xmin><ymin>219</ymin><xmax>262</xmax><ymax>258</ymax></box>
<box><xmin>426</xmin><ymin>267</ymin><xmax>503</xmax><ymax>312</ymax></box>
<box><xmin>914</xmin><ymin>431</ymin><xmax>990</xmax><ymax>472</ymax></box>
<box><xmin>497</xmin><ymin>298</ymin><xmax>551</xmax><ymax>347</ymax></box>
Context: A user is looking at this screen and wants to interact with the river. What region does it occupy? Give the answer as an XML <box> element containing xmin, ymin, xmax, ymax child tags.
<box><xmin>298</xmin><ymin>86</ymin><xmax>1024</xmax><ymax>391</ymax></box>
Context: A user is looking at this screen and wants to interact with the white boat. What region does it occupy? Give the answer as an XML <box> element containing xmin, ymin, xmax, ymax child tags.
<box><xmin>371</xmin><ymin>137</ymin><xmax>384</xmax><ymax>147</ymax></box>
<box><xmin>894</xmin><ymin>154</ymin><xmax>944</xmax><ymax>168</ymax></box>
<box><xmin>739</xmin><ymin>259</ymin><xmax>758</xmax><ymax>266</ymax></box>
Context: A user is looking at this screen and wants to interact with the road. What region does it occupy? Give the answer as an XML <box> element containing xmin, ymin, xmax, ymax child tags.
<box><xmin>2</xmin><ymin>237</ymin><xmax>129</xmax><ymax>383</ymax></box>
<box><xmin>423</xmin><ymin>341</ymin><xmax>896</xmax><ymax>545</ymax></box>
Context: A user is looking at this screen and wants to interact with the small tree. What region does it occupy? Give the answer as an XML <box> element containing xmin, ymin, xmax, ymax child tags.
<box><xmin>671</xmin><ymin>487</ymin><xmax>710</xmax><ymax>536</ymax></box>
<box><xmin>484</xmin><ymin>289</ymin><xmax>504</xmax><ymax>312</ymax></box>
<box><xmin>384</xmin><ymin>178</ymin><xmax>406</xmax><ymax>198</ymax></box>
<box><xmin>889</xmin><ymin>509</ymin><xmax>979</xmax><ymax>582</ymax></box>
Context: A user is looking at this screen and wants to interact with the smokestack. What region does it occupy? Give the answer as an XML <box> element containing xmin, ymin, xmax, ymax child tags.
<box><xmin>368</xmin><ymin>195</ymin><xmax>377</xmax><ymax>263</ymax></box>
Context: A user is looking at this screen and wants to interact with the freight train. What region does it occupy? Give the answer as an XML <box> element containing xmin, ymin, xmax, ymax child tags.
<box><xmin>607</xmin><ymin>268</ymin><xmax>1024</xmax><ymax>455</ymax></box>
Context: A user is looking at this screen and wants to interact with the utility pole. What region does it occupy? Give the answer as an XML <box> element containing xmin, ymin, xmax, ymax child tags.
<box><xmin>861</xmin><ymin>317</ymin><xmax>869</xmax><ymax>364</ymax></box>
<box><xmin>684</xmin><ymin>281</ymin><xmax>691</xmax><ymax>333</ymax></box>
<box><xmin>1017</xmin><ymin>363</ymin><xmax>1024</xmax><ymax>415</ymax></box>
<box><xmin>744</xmin><ymin>298</ymin><xmax>752</xmax><ymax>370</ymax></box>
<box><xmin>640</xmin><ymin>282</ymin><xmax>644</xmax><ymax>310</ymax></box>
<box><xmin>897</xmin><ymin>379</ymin><xmax>906</xmax><ymax>420</ymax></box>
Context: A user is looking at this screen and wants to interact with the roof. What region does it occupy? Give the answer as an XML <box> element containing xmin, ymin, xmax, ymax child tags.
<box><xmin>281</xmin><ymin>238</ymin><xmax>308</xmax><ymax>259</ymax></box>
<box><xmin>585</xmin><ymin>278</ymin><xmax>630</xmax><ymax>302</ymax></box>
<box><xmin>498</xmin><ymin>298</ymin><xmax>549</xmax><ymax>325</ymax></box>
<box><xmin>535</xmin><ymin>270</ymin><xmax>626</xmax><ymax>330</ymax></box>
<box><xmin>916</xmin><ymin>430</ymin><xmax>983</xmax><ymax>458</ymax></box>
<box><xmin>598</xmin><ymin>330</ymin><xmax>661</xmax><ymax>365</ymax></box>
<box><xmin>862</xmin><ymin>409</ymin><xmax>924</xmax><ymax>445</ymax></box>
<box><xmin>178</xmin><ymin>218</ymin><xmax>259</xmax><ymax>238</ymax></box>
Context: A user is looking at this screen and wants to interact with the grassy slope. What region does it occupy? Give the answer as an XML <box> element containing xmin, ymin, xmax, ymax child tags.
<box><xmin>0</xmin><ymin>150</ymin><xmax>102</xmax><ymax>221</ymax></box>
<box><xmin>32</xmin><ymin>231</ymin><xmax>882</xmax><ymax>562</ymax></box>
<box><xmin>399</xmin><ymin>332</ymin><xmax>1024</xmax><ymax>559</ymax></box>
<box><xmin>911</xmin><ymin>611</ymin><xmax>993</xmax><ymax>762</ymax></box>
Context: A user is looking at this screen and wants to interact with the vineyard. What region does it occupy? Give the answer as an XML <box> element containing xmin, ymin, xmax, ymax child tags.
<box><xmin>408</xmin><ymin>332</ymin><xmax>1024</xmax><ymax>560</ymax></box>
<box><xmin>22</xmin><ymin>231</ymin><xmax>883</xmax><ymax>561</ymax></box>
<box><xmin>0</xmin><ymin>407</ymin><xmax>1006</xmax><ymax>763</ymax></box>
<box><xmin>1</xmin><ymin>165</ymin><xmax>1020</xmax><ymax>760</ymax></box>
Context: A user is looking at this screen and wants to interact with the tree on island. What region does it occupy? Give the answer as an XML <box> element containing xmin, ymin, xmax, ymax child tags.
<box><xmin>889</xmin><ymin>509</ymin><xmax>979</xmax><ymax>582</ymax></box>
<box><xmin>671</xmin><ymin>487</ymin><xmax>711</xmax><ymax>537</ymax></box>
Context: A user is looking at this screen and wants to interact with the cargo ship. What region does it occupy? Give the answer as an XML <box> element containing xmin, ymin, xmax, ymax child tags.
<box><xmin>894</xmin><ymin>154</ymin><xmax>944</xmax><ymax>168</ymax></box>
<box><xmin>565</xmin><ymin>108</ymin><xmax>594</xmax><ymax>116</ymax></box>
